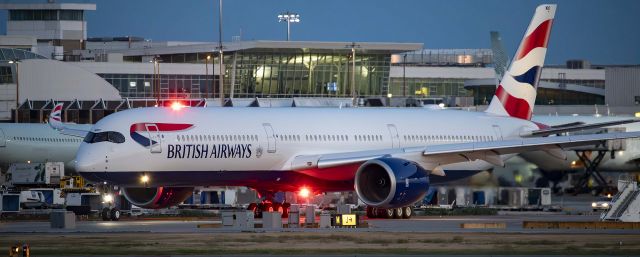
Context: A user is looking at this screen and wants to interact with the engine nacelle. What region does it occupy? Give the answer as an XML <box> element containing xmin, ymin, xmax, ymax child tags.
<box><xmin>122</xmin><ymin>187</ymin><xmax>193</xmax><ymax>209</ymax></box>
<box><xmin>355</xmin><ymin>158</ymin><xmax>429</xmax><ymax>209</ymax></box>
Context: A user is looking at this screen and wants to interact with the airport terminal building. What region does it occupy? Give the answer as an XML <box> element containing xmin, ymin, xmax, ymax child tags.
<box><xmin>0</xmin><ymin>1</ymin><xmax>638</xmax><ymax>123</ymax></box>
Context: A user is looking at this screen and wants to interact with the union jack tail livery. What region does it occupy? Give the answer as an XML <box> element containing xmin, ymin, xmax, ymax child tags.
<box><xmin>49</xmin><ymin>103</ymin><xmax>64</xmax><ymax>130</ymax></box>
<box><xmin>486</xmin><ymin>4</ymin><xmax>556</xmax><ymax>120</ymax></box>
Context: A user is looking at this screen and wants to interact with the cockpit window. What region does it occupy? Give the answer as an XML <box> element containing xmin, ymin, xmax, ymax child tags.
<box><xmin>83</xmin><ymin>131</ymin><xmax>125</xmax><ymax>144</ymax></box>
<box><xmin>83</xmin><ymin>132</ymin><xmax>95</xmax><ymax>143</ymax></box>
<box><xmin>108</xmin><ymin>131</ymin><xmax>125</xmax><ymax>143</ymax></box>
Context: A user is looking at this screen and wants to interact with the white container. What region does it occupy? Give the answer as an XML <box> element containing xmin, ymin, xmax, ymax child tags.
<box><xmin>262</xmin><ymin>211</ymin><xmax>282</xmax><ymax>229</ymax></box>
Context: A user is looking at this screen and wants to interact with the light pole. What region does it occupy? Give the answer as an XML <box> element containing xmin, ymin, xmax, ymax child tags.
<box><xmin>205</xmin><ymin>55</ymin><xmax>211</xmax><ymax>98</ymax></box>
<box><xmin>150</xmin><ymin>56</ymin><xmax>162</xmax><ymax>102</ymax></box>
<box><xmin>346</xmin><ymin>43</ymin><xmax>360</xmax><ymax>107</ymax></box>
<box><xmin>9</xmin><ymin>59</ymin><xmax>20</xmax><ymax>122</ymax></box>
<box><xmin>277</xmin><ymin>11</ymin><xmax>300</xmax><ymax>41</ymax></box>
<box><xmin>217</xmin><ymin>0</ymin><xmax>225</xmax><ymax>106</ymax></box>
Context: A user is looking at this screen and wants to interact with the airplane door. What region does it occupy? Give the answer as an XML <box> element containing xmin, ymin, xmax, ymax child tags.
<box><xmin>145</xmin><ymin>123</ymin><xmax>162</xmax><ymax>153</ymax></box>
<box><xmin>387</xmin><ymin>124</ymin><xmax>400</xmax><ymax>148</ymax></box>
<box><xmin>262</xmin><ymin>123</ymin><xmax>276</xmax><ymax>153</ymax></box>
<box><xmin>0</xmin><ymin>128</ymin><xmax>5</xmax><ymax>147</ymax></box>
<box><xmin>492</xmin><ymin>125</ymin><xmax>503</xmax><ymax>141</ymax></box>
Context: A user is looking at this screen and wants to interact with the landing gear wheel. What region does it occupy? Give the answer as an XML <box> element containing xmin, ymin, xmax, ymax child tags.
<box><xmin>110</xmin><ymin>208</ymin><xmax>121</xmax><ymax>221</ymax></box>
<box><xmin>393</xmin><ymin>208</ymin><xmax>404</xmax><ymax>219</ymax></box>
<box><xmin>402</xmin><ymin>206</ymin><xmax>412</xmax><ymax>219</ymax></box>
<box><xmin>384</xmin><ymin>208</ymin><xmax>395</xmax><ymax>219</ymax></box>
<box><xmin>366</xmin><ymin>206</ymin><xmax>377</xmax><ymax>218</ymax></box>
<box><xmin>101</xmin><ymin>207</ymin><xmax>111</xmax><ymax>221</ymax></box>
<box><xmin>262</xmin><ymin>202</ymin><xmax>273</xmax><ymax>212</ymax></box>
<box><xmin>282</xmin><ymin>202</ymin><xmax>291</xmax><ymax>218</ymax></box>
<box><xmin>272</xmin><ymin>203</ymin><xmax>283</xmax><ymax>214</ymax></box>
<box><xmin>281</xmin><ymin>207</ymin><xmax>289</xmax><ymax>218</ymax></box>
<box><xmin>247</xmin><ymin>203</ymin><xmax>257</xmax><ymax>212</ymax></box>
<box><xmin>254</xmin><ymin>203</ymin><xmax>264</xmax><ymax>218</ymax></box>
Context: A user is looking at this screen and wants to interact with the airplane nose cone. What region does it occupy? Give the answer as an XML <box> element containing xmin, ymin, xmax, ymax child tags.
<box><xmin>75</xmin><ymin>144</ymin><xmax>98</xmax><ymax>172</ymax></box>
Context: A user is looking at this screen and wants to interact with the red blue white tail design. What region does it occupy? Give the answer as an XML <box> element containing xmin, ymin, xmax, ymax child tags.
<box><xmin>49</xmin><ymin>103</ymin><xmax>64</xmax><ymax>130</ymax></box>
<box><xmin>486</xmin><ymin>4</ymin><xmax>556</xmax><ymax>120</ymax></box>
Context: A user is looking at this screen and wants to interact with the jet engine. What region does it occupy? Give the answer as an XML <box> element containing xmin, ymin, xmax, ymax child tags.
<box><xmin>355</xmin><ymin>158</ymin><xmax>429</xmax><ymax>209</ymax></box>
<box><xmin>122</xmin><ymin>187</ymin><xmax>193</xmax><ymax>209</ymax></box>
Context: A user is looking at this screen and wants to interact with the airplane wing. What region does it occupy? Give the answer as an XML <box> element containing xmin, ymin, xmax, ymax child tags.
<box><xmin>522</xmin><ymin>119</ymin><xmax>639</xmax><ymax>137</ymax></box>
<box><xmin>290</xmin><ymin>131</ymin><xmax>640</xmax><ymax>176</ymax></box>
<box><xmin>48</xmin><ymin>103</ymin><xmax>90</xmax><ymax>138</ymax></box>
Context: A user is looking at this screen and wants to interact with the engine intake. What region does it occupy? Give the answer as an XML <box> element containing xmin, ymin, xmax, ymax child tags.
<box><xmin>355</xmin><ymin>158</ymin><xmax>429</xmax><ymax>208</ymax></box>
<box><xmin>122</xmin><ymin>187</ymin><xmax>193</xmax><ymax>209</ymax></box>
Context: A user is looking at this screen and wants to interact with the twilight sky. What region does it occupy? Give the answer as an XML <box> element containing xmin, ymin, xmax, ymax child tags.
<box><xmin>1</xmin><ymin>0</ymin><xmax>639</xmax><ymax>64</ymax></box>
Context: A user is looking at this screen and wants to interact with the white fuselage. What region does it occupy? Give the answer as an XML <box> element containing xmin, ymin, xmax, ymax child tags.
<box><xmin>525</xmin><ymin>115</ymin><xmax>640</xmax><ymax>172</ymax></box>
<box><xmin>0</xmin><ymin>123</ymin><xmax>87</xmax><ymax>170</ymax></box>
<box><xmin>75</xmin><ymin>107</ymin><xmax>538</xmax><ymax>189</ymax></box>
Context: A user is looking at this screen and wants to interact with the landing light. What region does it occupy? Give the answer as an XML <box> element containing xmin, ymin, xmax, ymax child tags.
<box><xmin>103</xmin><ymin>194</ymin><xmax>113</xmax><ymax>203</ymax></box>
<box><xmin>140</xmin><ymin>174</ymin><xmax>150</xmax><ymax>184</ymax></box>
<box><xmin>298</xmin><ymin>187</ymin><xmax>310</xmax><ymax>198</ymax></box>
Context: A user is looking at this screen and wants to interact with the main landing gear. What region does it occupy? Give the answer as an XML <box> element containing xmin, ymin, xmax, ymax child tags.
<box><xmin>247</xmin><ymin>202</ymin><xmax>291</xmax><ymax>218</ymax></box>
<box><xmin>101</xmin><ymin>207</ymin><xmax>121</xmax><ymax>221</ymax></box>
<box><xmin>366</xmin><ymin>206</ymin><xmax>413</xmax><ymax>219</ymax></box>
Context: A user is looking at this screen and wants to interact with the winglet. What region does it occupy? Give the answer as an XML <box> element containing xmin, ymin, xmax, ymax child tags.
<box><xmin>49</xmin><ymin>103</ymin><xmax>64</xmax><ymax>130</ymax></box>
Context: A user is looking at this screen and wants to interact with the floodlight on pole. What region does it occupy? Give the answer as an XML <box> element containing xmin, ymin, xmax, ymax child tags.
<box><xmin>8</xmin><ymin>58</ymin><xmax>21</xmax><ymax>122</ymax></box>
<box><xmin>277</xmin><ymin>11</ymin><xmax>300</xmax><ymax>41</ymax></box>
<box><xmin>345</xmin><ymin>43</ymin><xmax>361</xmax><ymax>107</ymax></box>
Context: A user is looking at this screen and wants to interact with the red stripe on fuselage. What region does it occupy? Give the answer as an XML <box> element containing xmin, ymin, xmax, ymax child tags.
<box><xmin>495</xmin><ymin>85</ymin><xmax>532</xmax><ymax>120</ymax></box>
<box><xmin>516</xmin><ymin>19</ymin><xmax>553</xmax><ymax>60</ymax></box>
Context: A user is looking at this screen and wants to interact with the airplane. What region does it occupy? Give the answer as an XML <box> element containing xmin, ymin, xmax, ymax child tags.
<box><xmin>0</xmin><ymin>104</ymin><xmax>88</xmax><ymax>172</ymax></box>
<box><xmin>60</xmin><ymin>4</ymin><xmax>640</xmax><ymax>220</ymax></box>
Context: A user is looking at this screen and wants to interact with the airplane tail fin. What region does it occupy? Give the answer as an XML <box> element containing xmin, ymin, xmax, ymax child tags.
<box><xmin>485</xmin><ymin>4</ymin><xmax>556</xmax><ymax>120</ymax></box>
<box><xmin>49</xmin><ymin>103</ymin><xmax>64</xmax><ymax>130</ymax></box>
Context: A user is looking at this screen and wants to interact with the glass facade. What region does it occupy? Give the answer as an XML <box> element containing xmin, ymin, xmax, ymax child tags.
<box><xmin>0</xmin><ymin>48</ymin><xmax>46</xmax><ymax>61</ymax></box>
<box><xmin>9</xmin><ymin>10</ymin><xmax>83</xmax><ymax>21</ymax></box>
<box><xmin>470</xmin><ymin>86</ymin><xmax>604</xmax><ymax>105</ymax></box>
<box><xmin>0</xmin><ymin>66</ymin><xmax>12</xmax><ymax>84</ymax></box>
<box><xmin>99</xmin><ymin>73</ymin><xmax>214</xmax><ymax>99</ymax></box>
<box><xmin>0</xmin><ymin>48</ymin><xmax>46</xmax><ymax>85</ymax></box>
<box><xmin>388</xmin><ymin>78</ymin><xmax>470</xmax><ymax>98</ymax></box>
<box><xmin>541</xmin><ymin>78</ymin><xmax>604</xmax><ymax>89</ymax></box>
<box><xmin>114</xmin><ymin>50</ymin><xmax>392</xmax><ymax>99</ymax></box>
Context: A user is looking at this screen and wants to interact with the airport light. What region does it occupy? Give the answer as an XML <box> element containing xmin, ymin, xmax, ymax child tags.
<box><xmin>277</xmin><ymin>11</ymin><xmax>300</xmax><ymax>41</ymax></box>
<box><xmin>298</xmin><ymin>187</ymin><xmax>310</xmax><ymax>198</ymax></box>
<box><xmin>205</xmin><ymin>55</ymin><xmax>211</xmax><ymax>98</ymax></box>
<box><xmin>151</xmin><ymin>56</ymin><xmax>162</xmax><ymax>101</ymax></box>
<box><xmin>346</xmin><ymin>43</ymin><xmax>360</xmax><ymax>106</ymax></box>
<box><xmin>170</xmin><ymin>101</ymin><xmax>184</xmax><ymax>111</ymax></box>
<box><xmin>217</xmin><ymin>0</ymin><xmax>225</xmax><ymax>106</ymax></box>
<box><xmin>102</xmin><ymin>194</ymin><xmax>114</xmax><ymax>203</ymax></box>
<box><xmin>8</xmin><ymin>58</ymin><xmax>20</xmax><ymax>122</ymax></box>
<box><xmin>140</xmin><ymin>174</ymin><xmax>150</xmax><ymax>185</ymax></box>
